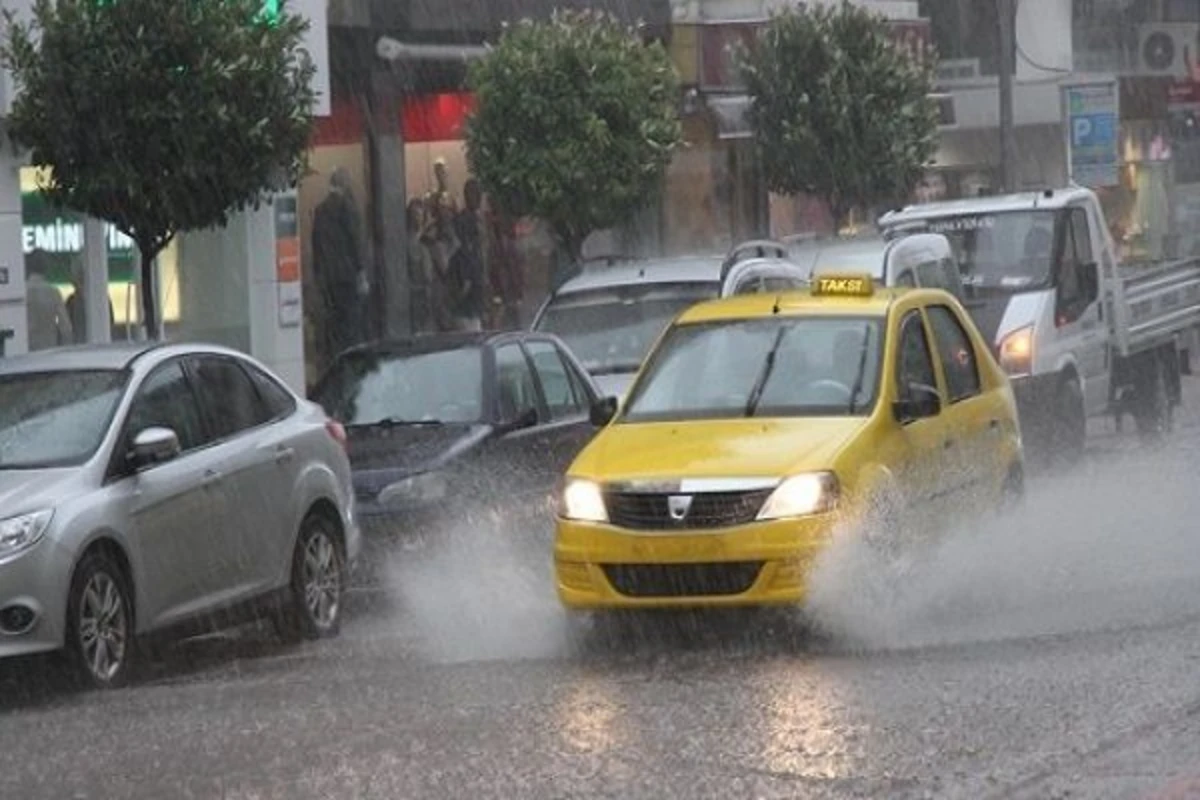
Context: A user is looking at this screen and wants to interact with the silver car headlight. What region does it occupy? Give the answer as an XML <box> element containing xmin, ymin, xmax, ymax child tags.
<box><xmin>756</xmin><ymin>473</ymin><xmax>840</xmax><ymax>520</ymax></box>
<box><xmin>0</xmin><ymin>510</ymin><xmax>54</xmax><ymax>560</ymax></box>
<box><xmin>377</xmin><ymin>472</ymin><xmax>448</xmax><ymax>506</ymax></box>
<box><xmin>558</xmin><ymin>479</ymin><xmax>608</xmax><ymax>523</ymax></box>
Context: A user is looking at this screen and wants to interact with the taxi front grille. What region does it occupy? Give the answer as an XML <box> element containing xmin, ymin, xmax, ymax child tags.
<box><xmin>604</xmin><ymin>489</ymin><xmax>772</xmax><ymax>530</ymax></box>
<box><xmin>603</xmin><ymin>562</ymin><xmax>764</xmax><ymax>598</ymax></box>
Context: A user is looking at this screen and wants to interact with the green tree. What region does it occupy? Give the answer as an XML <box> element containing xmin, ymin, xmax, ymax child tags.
<box><xmin>2</xmin><ymin>0</ymin><xmax>316</xmax><ymax>338</ymax></box>
<box><xmin>741</xmin><ymin>2</ymin><xmax>938</xmax><ymax>232</ymax></box>
<box><xmin>464</xmin><ymin>9</ymin><xmax>682</xmax><ymax>263</ymax></box>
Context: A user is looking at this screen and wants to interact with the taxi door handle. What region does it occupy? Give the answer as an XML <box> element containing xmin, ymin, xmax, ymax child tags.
<box><xmin>943</xmin><ymin>438</ymin><xmax>955</xmax><ymax>449</ymax></box>
<box><xmin>989</xmin><ymin>419</ymin><xmax>1001</xmax><ymax>431</ymax></box>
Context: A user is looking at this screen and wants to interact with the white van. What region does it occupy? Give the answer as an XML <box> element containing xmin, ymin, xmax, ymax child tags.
<box><xmin>788</xmin><ymin>232</ymin><xmax>966</xmax><ymax>300</ymax></box>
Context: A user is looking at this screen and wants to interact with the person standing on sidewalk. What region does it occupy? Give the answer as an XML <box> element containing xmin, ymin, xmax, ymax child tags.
<box><xmin>449</xmin><ymin>179</ymin><xmax>487</xmax><ymax>331</ymax></box>
<box><xmin>25</xmin><ymin>249</ymin><xmax>72</xmax><ymax>351</ymax></box>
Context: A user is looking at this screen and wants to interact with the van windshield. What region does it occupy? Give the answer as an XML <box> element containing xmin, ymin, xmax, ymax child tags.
<box><xmin>924</xmin><ymin>210</ymin><xmax>1058</xmax><ymax>290</ymax></box>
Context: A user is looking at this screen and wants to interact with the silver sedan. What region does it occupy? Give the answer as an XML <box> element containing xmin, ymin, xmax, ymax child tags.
<box><xmin>0</xmin><ymin>342</ymin><xmax>360</xmax><ymax>688</ymax></box>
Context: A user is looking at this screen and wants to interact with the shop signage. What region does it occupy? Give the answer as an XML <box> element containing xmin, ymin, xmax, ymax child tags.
<box><xmin>1064</xmin><ymin>81</ymin><xmax>1120</xmax><ymax>189</ymax></box>
<box><xmin>21</xmin><ymin>191</ymin><xmax>136</xmax><ymax>285</ymax></box>
<box><xmin>275</xmin><ymin>194</ymin><xmax>302</xmax><ymax>328</ymax></box>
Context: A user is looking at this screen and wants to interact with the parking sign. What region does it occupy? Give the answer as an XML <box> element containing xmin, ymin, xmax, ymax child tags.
<box><xmin>1064</xmin><ymin>82</ymin><xmax>1120</xmax><ymax>188</ymax></box>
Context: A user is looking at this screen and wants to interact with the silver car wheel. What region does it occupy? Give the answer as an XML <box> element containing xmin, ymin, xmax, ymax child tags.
<box><xmin>78</xmin><ymin>572</ymin><xmax>128</xmax><ymax>683</ymax></box>
<box><xmin>302</xmin><ymin>530</ymin><xmax>340</xmax><ymax>629</ymax></box>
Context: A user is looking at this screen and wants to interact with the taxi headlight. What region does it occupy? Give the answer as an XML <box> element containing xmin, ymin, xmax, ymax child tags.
<box><xmin>0</xmin><ymin>510</ymin><xmax>53</xmax><ymax>561</ymax></box>
<box><xmin>559</xmin><ymin>479</ymin><xmax>608</xmax><ymax>523</ymax></box>
<box><xmin>378</xmin><ymin>472</ymin><xmax>448</xmax><ymax>506</ymax></box>
<box><xmin>998</xmin><ymin>326</ymin><xmax>1034</xmax><ymax>376</ymax></box>
<box><xmin>756</xmin><ymin>473</ymin><xmax>839</xmax><ymax>520</ymax></box>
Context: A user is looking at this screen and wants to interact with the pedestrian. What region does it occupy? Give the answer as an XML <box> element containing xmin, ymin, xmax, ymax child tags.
<box><xmin>311</xmin><ymin>167</ymin><xmax>368</xmax><ymax>363</ymax></box>
<box><xmin>24</xmin><ymin>249</ymin><xmax>72</xmax><ymax>350</ymax></box>
<box><xmin>487</xmin><ymin>202</ymin><xmax>524</xmax><ymax>329</ymax></box>
<box><xmin>425</xmin><ymin>201</ymin><xmax>459</xmax><ymax>333</ymax></box>
<box><xmin>448</xmin><ymin>179</ymin><xmax>487</xmax><ymax>332</ymax></box>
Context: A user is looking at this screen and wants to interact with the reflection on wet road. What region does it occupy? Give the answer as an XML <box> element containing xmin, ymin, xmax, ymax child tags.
<box><xmin>3</xmin><ymin>417</ymin><xmax>1200</xmax><ymax>798</ymax></box>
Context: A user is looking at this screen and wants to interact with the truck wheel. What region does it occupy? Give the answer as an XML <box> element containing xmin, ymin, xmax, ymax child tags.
<box><xmin>1132</xmin><ymin>353</ymin><xmax>1173</xmax><ymax>441</ymax></box>
<box><xmin>1050</xmin><ymin>376</ymin><xmax>1086</xmax><ymax>466</ymax></box>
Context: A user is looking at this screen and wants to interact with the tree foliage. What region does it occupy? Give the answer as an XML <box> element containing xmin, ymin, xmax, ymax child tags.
<box><xmin>2</xmin><ymin>0</ymin><xmax>316</xmax><ymax>337</ymax></box>
<box><xmin>741</xmin><ymin>2</ymin><xmax>938</xmax><ymax>230</ymax></box>
<box><xmin>464</xmin><ymin>9</ymin><xmax>682</xmax><ymax>261</ymax></box>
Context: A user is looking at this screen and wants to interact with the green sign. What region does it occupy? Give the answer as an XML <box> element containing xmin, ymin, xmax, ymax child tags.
<box><xmin>21</xmin><ymin>191</ymin><xmax>137</xmax><ymax>285</ymax></box>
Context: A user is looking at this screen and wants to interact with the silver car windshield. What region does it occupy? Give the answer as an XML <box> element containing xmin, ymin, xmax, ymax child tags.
<box><xmin>534</xmin><ymin>283</ymin><xmax>718</xmax><ymax>375</ymax></box>
<box><xmin>316</xmin><ymin>347</ymin><xmax>484</xmax><ymax>426</ymax></box>
<box><xmin>0</xmin><ymin>369</ymin><xmax>129</xmax><ymax>469</ymax></box>
<box><xmin>622</xmin><ymin>316</ymin><xmax>883</xmax><ymax>422</ymax></box>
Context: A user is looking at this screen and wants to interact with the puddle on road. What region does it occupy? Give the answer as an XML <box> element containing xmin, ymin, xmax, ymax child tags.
<box><xmin>805</xmin><ymin>443</ymin><xmax>1200</xmax><ymax>652</ymax></box>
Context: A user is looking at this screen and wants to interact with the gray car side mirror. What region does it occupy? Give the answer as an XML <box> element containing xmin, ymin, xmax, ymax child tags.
<box><xmin>129</xmin><ymin>427</ymin><xmax>181</xmax><ymax>470</ymax></box>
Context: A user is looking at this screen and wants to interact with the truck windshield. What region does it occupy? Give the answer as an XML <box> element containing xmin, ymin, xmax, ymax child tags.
<box><xmin>924</xmin><ymin>210</ymin><xmax>1058</xmax><ymax>290</ymax></box>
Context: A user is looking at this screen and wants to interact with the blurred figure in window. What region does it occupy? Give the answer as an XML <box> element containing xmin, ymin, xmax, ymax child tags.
<box><xmin>427</xmin><ymin>201</ymin><xmax>460</xmax><ymax>333</ymax></box>
<box><xmin>312</xmin><ymin>167</ymin><xmax>368</xmax><ymax>362</ymax></box>
<box><xmin>65</xmin><ymin>259</ymin><xmax>116</xmax><ymax>344</ymax></box>
<box><xmin>488</xmin><ymin>201</ymin><xmax>524</xmax><ymax>329</ymax></box>
<box><xmin>25</xmin><ymin>249</ymin><xmax>72</xmax><ymax>350</ymax></box>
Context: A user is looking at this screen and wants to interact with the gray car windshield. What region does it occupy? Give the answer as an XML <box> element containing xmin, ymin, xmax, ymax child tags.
<box><xmin>316</xmin><ymin>347</ymin><xmax>484</xmax><ymax>425</ymax></box>
<box><xmin>622</xmin><ymin>316</ymin><xmax>883</xmax><ymax>422</ymax></box>
<box><xmin>925</xmin><ymin>210</ymin><xmax>1057</xmax><ymax>290</ymax></box>
<box><xmin>0</xmin><ymin>370</ymin><xmax>129</xmax><ymax>469</ymax></box>
<box><xmin>534</xmin><ymin>283</ymin><xmax>718</xmax><ymax>374</ymax></box>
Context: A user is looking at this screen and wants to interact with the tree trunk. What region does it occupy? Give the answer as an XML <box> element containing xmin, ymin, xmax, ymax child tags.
<box><xmin>138</xmin><ymin>245</ymin><xmax>160</xmax><ymax>340</ymax></box>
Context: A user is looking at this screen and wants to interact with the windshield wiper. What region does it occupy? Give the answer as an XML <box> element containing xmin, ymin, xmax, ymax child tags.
<box><xmin>588</xmin><ymin>362</ymin><xmax>643</xmax><ymax>376</ymax></box>
<box><xmin>847</xmin><ymin>325</ymin><xmax>874</xmax><ymax>414</ymax></box>
<box><xmin>353</xmin><ymin>417</ymin><xmax>445</xmax><ymax>429</ymax></box>
<box><xmin>745</xmin><ymin>326</ymin><xmax>790</xmax><ymax>418</ymax></box>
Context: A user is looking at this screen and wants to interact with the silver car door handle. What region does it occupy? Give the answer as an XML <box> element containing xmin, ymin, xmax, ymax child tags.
<box><xmin>202</xmin><ymin>469</ymin><xmax>221</xmax><ymax>489</ymax></box>
<box><xmin>274</xmin><ymin>446</ymin><xmax>296</xmax><ymax>465</ymax></box>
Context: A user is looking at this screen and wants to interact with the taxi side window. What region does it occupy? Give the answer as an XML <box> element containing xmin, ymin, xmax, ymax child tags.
<box><xmin>926</xmin><ymin>305</ymin><xmax>982</xmax><ymax>402</ymax></box>
<box><xmin>896</xmin><ymin>311</ymin><xmax>937</xmax><ymax>394</ymax></box>
<box><xmin>494</xmin><ymin>343</ymin><xmax>541</xmax><ymax>423</ymax></box>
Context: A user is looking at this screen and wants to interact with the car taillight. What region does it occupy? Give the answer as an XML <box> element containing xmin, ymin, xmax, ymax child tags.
<box><xmin>325</xmin><ymin>419</ymin><xmax>347</xmax><ymax>451</ymax></box>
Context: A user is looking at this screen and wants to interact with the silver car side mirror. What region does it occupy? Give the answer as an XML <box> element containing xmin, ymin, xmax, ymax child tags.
<box><xmin>130</xmin><ymin>427</ymin><xmax>181</xmax><ymax>469</ymax></box>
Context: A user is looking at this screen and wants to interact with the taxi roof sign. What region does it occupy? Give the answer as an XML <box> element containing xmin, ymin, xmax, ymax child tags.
<box><xmin>812</xmin><ymin>273</ymin><xmax>875</xmax><ymax>298</ymax></box>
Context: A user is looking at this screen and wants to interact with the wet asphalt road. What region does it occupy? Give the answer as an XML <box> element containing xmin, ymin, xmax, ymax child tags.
<box><xmin>4</xmin><ymin>402</ymin><xmax>1200</xmax><ymax>798</ymax></box>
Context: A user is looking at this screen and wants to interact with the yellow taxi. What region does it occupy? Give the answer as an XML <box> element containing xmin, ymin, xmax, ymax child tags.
<box><xmin>554</xmin><ymin>274</ymin><xmax>1024</xmax><ymax>609</ymax></box>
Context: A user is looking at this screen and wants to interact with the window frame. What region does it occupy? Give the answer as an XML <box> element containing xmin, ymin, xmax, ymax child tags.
<box><xmin>182</xmin><ymin>354</ymin><xmax>277</xmax><ymax>445</ymax></box>
<box><xmin>523</xmin><ymin>339</ymin><xmax>589</xmax><ymax>422</ymax></box>
<box><xmin>894</xmin><ymin>309</ymin><xmax>939</xmax><ymax>399</ymax></box>
<box><xmin>106</xmin><ymin>357</ymin><xmax>212</xmax><ymax>481</ymax></box>
<box><xmin>925</xmin><ymin>304</ymin><xmax>983</xmax><ymax>404</ymax></box>
<box><xmin>243</xmin><ymin>362</ymin><xmax>298</xmax><ymax>422</ymax></box>
<box><xmin>492</xmin><ymin>341</ymin><xmax>545</xmax><ymax>425</ymax></box>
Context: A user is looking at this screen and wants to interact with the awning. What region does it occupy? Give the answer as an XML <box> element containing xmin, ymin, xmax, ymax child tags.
<box><xmin>709</xmin><ymin>94</ymin><xmax>752</xmax><ymax>140</ymax></box>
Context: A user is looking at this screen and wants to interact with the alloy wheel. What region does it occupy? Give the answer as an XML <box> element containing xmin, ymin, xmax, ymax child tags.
<box><xmin>77</xmin><ymin>571</ymin><xmax>128</xmax><ymax>684</ymax></box>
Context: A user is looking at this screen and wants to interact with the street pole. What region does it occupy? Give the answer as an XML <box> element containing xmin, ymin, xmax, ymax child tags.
<box><xmin>997</xmin><ymin>0</ymin><xmax>1018</xmax><ymax>192</ymax></box>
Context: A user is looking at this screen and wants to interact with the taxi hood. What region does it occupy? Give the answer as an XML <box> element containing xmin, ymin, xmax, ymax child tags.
<box><xmin>572</xmin><ymin>417</ymin><xmax>867</xmax><ymax>481</ymax></box>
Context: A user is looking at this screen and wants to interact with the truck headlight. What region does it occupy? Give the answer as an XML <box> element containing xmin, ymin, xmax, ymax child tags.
<box><xmin>999</xmin><ymin>326</ymin><xmax>1034</xmax><ymax>377</ymax></box>
<box><xmin>559</xmin><ymin>479</ymin><xmax>608</xmax><ymax>523</ymax></box>
<box><xmin>0</xmin><ymin>510</ymin><xmax>53</xmax><ymax>561</ymax></box>
<box><xmin>378</xmin><ymin>472</ymin><xmax>448</xmax><ymax>506</ymax></box>
<box><xmin>756</xmin><ymin>473</ymin><xmax>839</xmax><ymax>520</ymax></box>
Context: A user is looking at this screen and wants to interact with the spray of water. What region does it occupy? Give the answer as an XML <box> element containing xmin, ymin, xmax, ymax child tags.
<box><xmin>805</xmin><ymin>442</ymin><xmax>1200</xmax><ymax>652</ymax></box>
<box><xmin>381</xmin><ymin>501</ymin><xmax>572</xmax><ymax>664</ymax></box>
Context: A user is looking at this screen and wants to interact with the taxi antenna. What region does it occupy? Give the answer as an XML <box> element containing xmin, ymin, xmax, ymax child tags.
<box><xmin>771</xmin><ymin>294</ymin><xmax>781</xmax><ymax>314</ymax></box>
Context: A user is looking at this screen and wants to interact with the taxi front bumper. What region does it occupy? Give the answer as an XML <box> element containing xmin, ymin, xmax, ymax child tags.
<box><xmin>554</xmin><ymin>514</ymin><xmax>836</xmax><ymax>610</ymax></box>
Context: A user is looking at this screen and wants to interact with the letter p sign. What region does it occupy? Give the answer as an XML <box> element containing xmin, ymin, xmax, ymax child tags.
<box><xmin>1073</xmin><ymin>117</ymin><xmax>1093</xmax><ymax>146</ymax></box>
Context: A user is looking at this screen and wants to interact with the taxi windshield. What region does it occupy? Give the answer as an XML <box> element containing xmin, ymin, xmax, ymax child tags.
<box><xmin>621</xmin><ymin>315</ymin><xmax>884</xmax><ymax>422</ymax></box>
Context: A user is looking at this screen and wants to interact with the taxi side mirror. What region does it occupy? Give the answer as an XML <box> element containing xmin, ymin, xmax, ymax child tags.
<box><xmin>893</xmin><ymin>382</ymin><xmax>941</xmax><ymax>424</ymax></box>
<box><xmin>589</xmin><ymin>396</ymin><xmax>618</xmax><ymax>427</ymax></box>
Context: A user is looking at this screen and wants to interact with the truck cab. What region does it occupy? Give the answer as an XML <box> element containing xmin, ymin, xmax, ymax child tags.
<box><xmin>880</xmin><ymin>188</ymin><xmax>1113</xmax><ymax>462</ymax></box>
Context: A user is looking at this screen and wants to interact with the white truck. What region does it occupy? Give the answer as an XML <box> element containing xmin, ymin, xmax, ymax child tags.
<box><xmin>879</xmin><ymin>186</ymin><xmax>1200</xmax><ymax>463</ymax></box>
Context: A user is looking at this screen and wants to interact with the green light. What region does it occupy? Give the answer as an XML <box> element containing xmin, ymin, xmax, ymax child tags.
<box><xmin>258</xmin><ymin>0</ymin><xmax>279</xmax><ymax>24</ymax></box>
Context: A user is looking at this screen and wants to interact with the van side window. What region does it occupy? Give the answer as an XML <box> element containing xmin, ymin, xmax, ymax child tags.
<box><xmin>916</xmin><ymin>260</ymin><xmax>945</xmax><ymax>290</ymax></box>
<box><xmin>895</xmin><ymin>270</ymin><xmax>917</xmax><ymax>288</ymax></box>
<box><xmin>1070</xmin><ymin>207</ymin><xmax>1093</xmax><ymax>265</ymax></box>
<box><xmin>1058</xmin><ymin>210</ymin><xmax>1086</xmax><ymax>306</ymax></box>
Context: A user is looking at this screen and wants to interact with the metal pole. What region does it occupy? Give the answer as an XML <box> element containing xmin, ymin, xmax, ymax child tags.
<box><xmin>997</xmin><ymin>0</ymin><xmax>1018</xmax><ymax>192</ymax></box>
<box><xmin>83</xmin><ymin>218</ymin><xmax>111</xmax><ymax>344</ymax></box>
